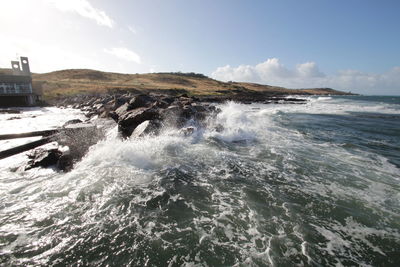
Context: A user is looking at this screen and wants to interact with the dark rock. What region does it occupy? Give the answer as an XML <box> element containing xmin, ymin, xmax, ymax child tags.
<box><xmin>131</xmin><ymin>120</ymin><xmax>162</xmax><ymax>138</ymax></box>
<box><xmin>165</xmin><ymin>105</ymin><xmax>182</xmax><ymax>114</ymax></box>
<box><xmin>93</xmin><ymin>103</ymin><xmax>103</xmax><ymax>110</ymax></box>
<box><xmin>85</xmin><ymin>112</ymin><xmax>97</xmax><ymax>118</ymax></box>
<box><xmin>152</xmin><ymin>100</ymin><xmax>169</xmax><ymax>109</ymax></box>
<box><xmin>99</xmin><ymin>110</ymin><xmax>109</xmax><ymax>118</ymax></box>
<box><xmin>207</xmin><ymin>106</ymin><xmax>221</xmax><ymax>114</ymax></box>
<box><xmin>193</xmin><ymin>111</ymin><xmax>207</xmax><ymax>121</ymax></box>
<box><xmin>160</xmin><ymin>96</ymin><xmax>175</xmax><ymax>104</ymax></box>
<box><xmin>161</xmin><ymin>105</ymin><xmax>183</xmax><ymax>127</ymax></box>
<box><xmin>128</xmin><ymin>94</ymin><xmax>155</xmax><ymax>109</ymax></box>
<box><xmin>171</xmin><ymin>100</ymin><xmax>184</xmax><ymax>108</ymax></box>
<box><xmin>179</xmin><ymin>97</ymin><xmax>193</xmax><ymax>106</ymax></box>
<box><xmin>57</xmin><ymin>153</ymin><xmax>74</xmax><ymax>172</ymax></box>
<box><xmin>60</xmin><ymin>123</ymin><xmax>102</xmax><ymax>159</ymax></box>
<box><xmin>55</xmin><ymin>93</ymin><xmax>226</xmax><ymax>141</ymax></box>
<box><xmin>109</xmin><ymin>111</ymin><xmax>119</xmax><ymax>122</ymax></box>
<box><xmin>109</xmin><ymin>96</ymin><xmax>129</xmax><ymax>109</ymax></box>
<box><xmin>7</xmin><ymin>116</ymin><xmax>21</xmax><ymax>120</ymax></box>
<box><xmin>115</xmin><ymin>103</ymin><xmax>130</xmax><ymax>117</ymax></box>
<box><xmin>0</xmin><ymin>109</ymin><xmax>21</xmax><ymax>114</ymax></box>
<box><xmin>182</xmin><ymin>105</ymin><xmax>195</xmax><ymax>119</ymax></box>
<box><xmin>118</xmin><ymin>107</ymin><xmax>160</xmax><ymax>137</ymax></box>
<box><xmin>22</xmin><ymin>123</ymin><xmax>104</xmax><ymax>172</ymax></box>
<box><xmin>191</xmin><ymin>104</ymin><xmax>207</xmax><ymax>113</ymax></box>
<box><xmin>25</xmin><ymin>148</ymin><xmax>63</xmax><ymax>170</ymax></box>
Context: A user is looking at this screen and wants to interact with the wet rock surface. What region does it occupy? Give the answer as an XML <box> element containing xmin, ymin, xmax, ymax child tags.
<box><xmin>25</xmin><ymin>148</ymin><xmax>63</xmax><ymax>170</ymax></box>
<box><xmin>131</xmin><ymin>120</ymin><xmax>162</xmax><ymax>138</ymax></box>
<box><xmin>26</xmin><ymin>92</ymin><xmax>307</xmax><ymax>171</ymax></box>
<box><xmin>56</xmin><ymin>92</ymin><xmax>308</xmax><ymax>139</ymax></box>
<box><xmin>57</xmin><ymin>93</ymin><xmax>225</xmax><ymax>138</ymax></box>
<box><xmin>21</xmin><ymin>122</ymin><xmax>104</xmax><ymax>172</ymax></box>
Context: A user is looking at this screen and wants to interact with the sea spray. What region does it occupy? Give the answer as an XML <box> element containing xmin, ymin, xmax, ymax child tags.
<box><xmin>1</xmin><ymin>96</ymin><xmax>399</xmax><ymax>266</ymax></box>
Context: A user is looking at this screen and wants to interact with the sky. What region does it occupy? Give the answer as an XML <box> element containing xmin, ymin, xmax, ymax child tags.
<box><xmin>0</xmin><ymin>0</ymin><xmax>399</xmax><ymax>95</ymax></box>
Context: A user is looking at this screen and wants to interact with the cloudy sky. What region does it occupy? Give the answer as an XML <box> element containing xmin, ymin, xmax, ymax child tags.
<box><xmin>1</xmin><ymin>0</ymin><xmax>399</xmax><ymax>95</ymax></box>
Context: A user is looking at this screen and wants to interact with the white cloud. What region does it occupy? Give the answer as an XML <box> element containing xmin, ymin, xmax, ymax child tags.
<box><xmin>211</xmin><ymin>58</ymin><xmax>400</xmax><ymax>95</ymax></box>
<box><xmin>128</xmin><ymin>26</ymin><xmax>137</xmax><ymax>35</ymax></box>
<box><xmin>296</xmin><ymin>62</ymin><xmax>325</xmax><ymax>78</ymax></box>
<box><xmin>45</xmin><ymin>0</ymin><xmax>114</xmax><ymax>28</ymax></box>
<box><xmin>255</xmin><ymin>58</ymin><xmax>292</xmax><ymax>79</ymax></box>
<box><xmin>104</xmin><ymin>47</ymin><xmax>141</xmax><ymax>64</ymax></box>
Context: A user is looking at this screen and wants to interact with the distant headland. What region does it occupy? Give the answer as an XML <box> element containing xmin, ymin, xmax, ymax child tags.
<box><xmin>19</xmin><ymin>69</ymin><xmax>355</xmax><ymax>101</ymax></box>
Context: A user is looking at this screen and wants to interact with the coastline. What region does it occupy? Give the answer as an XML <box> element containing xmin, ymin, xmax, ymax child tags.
<box><xmin>1</xmin><ymin>95</ymin><xmax>399</xmax><ymax>266</ymax></box>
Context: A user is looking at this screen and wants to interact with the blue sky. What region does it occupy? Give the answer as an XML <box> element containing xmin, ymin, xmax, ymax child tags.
<box><xmin>1</xmin><ymin>0</ymin><xmax>399</xmax><ymax>94</ymax></box>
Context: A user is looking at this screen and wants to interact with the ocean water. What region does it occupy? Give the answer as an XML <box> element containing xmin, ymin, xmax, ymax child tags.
<box><xmin>0</xmin><ymin>96</ymin><xmax>399</xmax><ymax>266</ymax></box>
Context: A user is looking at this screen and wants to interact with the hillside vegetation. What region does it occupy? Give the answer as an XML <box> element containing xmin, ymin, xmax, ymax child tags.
<box><xmin>27</xmin><ymin>69</ymin><xmax>353</xmax><ymax>99</ymax></box>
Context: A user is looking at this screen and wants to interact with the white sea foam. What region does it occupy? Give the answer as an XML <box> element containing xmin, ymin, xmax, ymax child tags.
<box><xmin>0</xmin><ymin>96</ymin><xmax>399</xmax><ymax>266</ymax></box>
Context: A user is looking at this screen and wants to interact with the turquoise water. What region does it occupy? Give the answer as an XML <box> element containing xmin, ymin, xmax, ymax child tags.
<box><xmin>0</xmin><ymin>96</ymin><xmax>399</xmax><ymax>266</ymax></box>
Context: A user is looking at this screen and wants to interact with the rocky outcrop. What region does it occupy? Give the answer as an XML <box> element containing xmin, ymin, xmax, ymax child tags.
<box><xmin>117</xmin><ymin>106</ymin><xmax>160</xmax><ymax>137</ymax></box>
<box><xmin>25</xmin><ymin>148</ymin><xmax>63</xmax><ymax>170</ymax></box>
<box><xmin>22</xmin><ymin>121</ymin><xmax>104</xmax><ymax>172</ymax></box>
<box><xmin>131</xmin><ymin>120</ymin><xmax>162</xmax><ymax>138</ymax></box>
<box><xmin>54</xmin><ymin>92</ymin><xmax>309</xmax><ymax>142</ymax></box>
<box><xmin>20</xmin><ymin>92</ymin><xmax>310</xmax><ymax>172</ymax></box>
<box><xmin>59</xmin><ymin>92</ymin><xmax>221</xmax><ymax>139</ymax></box>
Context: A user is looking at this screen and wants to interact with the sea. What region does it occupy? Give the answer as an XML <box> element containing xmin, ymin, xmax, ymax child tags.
<box><xmin>0</xmin><ymin>95</ymin><xmax>399</xmax><ymax>266</ymax></box>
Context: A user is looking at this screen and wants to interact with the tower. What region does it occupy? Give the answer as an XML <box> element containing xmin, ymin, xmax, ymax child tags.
<box><xmin>11</xmin><ymin>61</ymin><xmax>22</xmax><ymax>75</ymax></box>
<box><xmin>20</xmin><ymin>57</ymin><xmax>31</xmax><ymax>75</ymax></box>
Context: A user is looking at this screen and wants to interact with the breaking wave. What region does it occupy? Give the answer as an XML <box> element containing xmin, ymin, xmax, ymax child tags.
<box><xmin>1</xmin><ymin>96</ymin><xmax>399</xmax><ymax>266</ymax></box>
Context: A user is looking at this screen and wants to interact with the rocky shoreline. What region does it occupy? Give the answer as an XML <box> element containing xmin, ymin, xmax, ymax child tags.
<box><xmin>23</xmin><ymin>93</ymin><xmax>308</xmax><ymax>171</ymax></box>
<box><xmin>56</xmin><ymin>92</ymin><xmax>308</xmax><ymax>134</ymax></box>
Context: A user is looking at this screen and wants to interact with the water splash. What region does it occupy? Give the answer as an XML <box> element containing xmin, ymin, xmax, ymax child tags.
<box><xmin>1</xmin><ymin>97</ymin><xmax>399</xmax><ymax>266</ymax></box>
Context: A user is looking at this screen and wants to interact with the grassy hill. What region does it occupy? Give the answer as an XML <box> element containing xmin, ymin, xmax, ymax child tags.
<box><xmin>2</xmin><ymin>68</ymin><xmax>354</xmax><ymax>99</ymax></box>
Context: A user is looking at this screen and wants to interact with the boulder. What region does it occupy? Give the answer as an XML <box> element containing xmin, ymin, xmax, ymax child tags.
<box><xmin>60</xmin><ymin>123</ymin><xmax>102</xmax><ymax>159</ymax></box>
<box><xmin>131</xmin><ymin>120</ymin><xmax>162</xmax><ymax>138</ymax></box>
<box><xmin>152</xmin><ymin>100</ymin><xmax>169</xmax><ymax>109</ymax></box>
<box><xmin>128</xmin><ymin>94</ymin><xmax>155</xmax><ymax>109</ymax></box>
<box><xmin>160</xmin><ymin>96</ymin><xmax>175</xmax><ymax>104</ymax></box>
<box><xmin>161</xmin><ymin>105</ymin><xmax>183</xmax><ymax>127</ymax></box>
<box><xmin>179</xmin><ymin>97</ymin><xmax>193</xmax><ymax>106</ymax></box>
<box><xmin>182</xmin><ymin>105</ymin><xmax>195</xmax><ymax>119</ymax></box>
<box><xmin>109</xmin><ymin>95</ymin><xmax>130</xmax><ymax>109</ymax></box>
<box><xmin>25</xmin><ymin>148</ymin><xmax>63</xmax><ymax>170</ymax></box>
<box><xmin>109</xmin><ymin>111</ymin><xmax>119</xmax><ymax>122</ymax></box>
<box><xmin>99</xmin><ymin>110</ymin><xmax>110</xmax><ymax>118</ymax></box>
<box><xmin>118</xmin><ymin>107</ymin><xmax>160</xmax><ymax>137</ymax></box>
<box><xmin>57</xmin><ymin>153</ymin><xmax>74</xmax><ymax>172</ymax></box>
<box><xmin>191</xmin><ymin>104</ymin><xmax>207</xmax><ymax>113</ymax></box>
<box><xmin>115</xmin><ymin>103</ymin><xmax>130</xmax><ymax>117</ymax></box>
